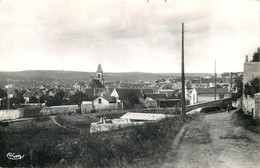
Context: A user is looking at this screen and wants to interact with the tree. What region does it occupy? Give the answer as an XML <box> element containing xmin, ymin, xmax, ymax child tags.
<box><xmin>0</xmin><ymin>88</ymin><xmax>7</xmax><ymax>99</ymax></box>
<box><xmin>69</xmin><ymin>92</ymin><xmax>92</xmax><ymax>105</ymax></box>
<box><xmin>232</xmin><ymin>76</ymin><xmax>243</xmax><ymax>101</ymax></box>
<box><xmin>251</xmin><ymin>47</ymin><xmax>260</xmax><ymax>62</ymax></box>
<box><xmin>30</xmin><ymin>96</ymin><xmax>39</xmax><ymax>103</ymax></box>
<box><xmin>244</xmin><ymin>77</ymin><xmax>260</xmax><ymax>97</ymax></box>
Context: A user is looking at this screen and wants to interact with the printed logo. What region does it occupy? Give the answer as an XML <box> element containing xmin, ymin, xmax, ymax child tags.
<box><xmin>6</xmin><ymin>153</ymin><xmax>25</xmax><ymax>160</ymax></box>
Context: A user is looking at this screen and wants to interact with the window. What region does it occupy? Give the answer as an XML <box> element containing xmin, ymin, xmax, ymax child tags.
<box><xmin>98</xmin><ymin>74</ymin><xmax>101</xmax><ymax>79</ymax></box>
<box><xmin>98</xmin><ymin>98</ymin><xmax>102</xmax><ymax>104</ymax></box>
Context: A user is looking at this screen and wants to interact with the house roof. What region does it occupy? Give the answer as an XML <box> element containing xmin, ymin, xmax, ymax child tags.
<box><xmin>96</xmin><ymin>64</ymin><xmax>103</xmax><ymax>73</ymax></box>
<box><xmin>120</xmin><ymin>112</ymin><xmax>168</xmax><ymax>121</ymax></box>
<box><xmin>23</xmin><ymin>90</ymin><xmax>34</xmax><ymax>97</ymax></box>
<box><xmin>88</xmin><ymin>79</ymin><xmax>104</xmax><ymax>88</ymax></box>
<box><xmin>195</xmin><ymin>88</ymin><xmax>230</xmax><ymax>94</ymax></box>
<box><xmin>145</xmin><ymin>93</ymin><xmax>166</xmax><ymax>99</ymax></box>
<box><xmin>114</xmin><ymin>88</ymin><xmax>144</xmax><ymax>100</ymax></box>
<box><xmin>98</xmin><ymin>95</ymin><xmax>116</xmax><ymax>103</ymax></box>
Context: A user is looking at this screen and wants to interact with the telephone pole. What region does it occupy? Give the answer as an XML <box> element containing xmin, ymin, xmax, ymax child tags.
<box><xmin>214</xmin><ymin>60</ymin><xmax>216</xmax><ymax>102</ymax></box>
<box><xmin>181</xmin><ymin>22</ymin><xmax>186</xmax><ymax>119</ymax></box>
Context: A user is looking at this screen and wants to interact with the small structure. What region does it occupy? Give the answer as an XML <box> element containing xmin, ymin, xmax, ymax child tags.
<box><xmin>156</xmin><ymin>98</ymin><xmax>181</xmax><ymax>108</ymax></box>
<box><xmin>81</xmin><ymin>101</ymin><xmax>92</xmax><ymax>114</ymax></box>
<box><xmin>93</xmin><ymin>96</ymin><xmax>118</xmax><ymax>110</ymax></box>
<box><xmin>90</xmin><ymin>117</ymin><xmax>144</xmax><ymax>133</ymax></box>
<box><xmin>190</xmin><ymin>88</ymin><xmax>231</xmax><ymax>105</ymax></box>
<box><xmin>120</xmin><ymin>112</ymin><xmax>171</xmax><ymax>121</ymax></box>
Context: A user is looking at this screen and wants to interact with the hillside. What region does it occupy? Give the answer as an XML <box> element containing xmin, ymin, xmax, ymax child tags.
<box><xmin>0</xmin><ymin>70</ymin><xmax>212</xmax><ymax>87</ymax></box>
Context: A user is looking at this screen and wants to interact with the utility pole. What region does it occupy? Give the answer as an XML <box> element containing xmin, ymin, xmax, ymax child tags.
<box><xmin>230</xmin><ymin>72</ymin><xmax>233</xmax><ymax>92</ymax></box>
<box><xmin>181</xmin><ymin>22</ymin><xmax>186</xmax><ymax>119</ymax></box>
<box><xmin>7</xmin><ymin>90</ymin><xmax>10</xmax><ymax>110</ymax></box>
<box><xmin>214</xmin><ymin>60</ymin><xmax>216</xmax><ymax>102</ymax></box>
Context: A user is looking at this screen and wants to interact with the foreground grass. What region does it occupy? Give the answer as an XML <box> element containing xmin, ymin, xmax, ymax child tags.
<box><xmin>0</xmin><ymin>114</ymin><xmax>196</xmax><ymax>167</ymax></box>
<box><xmin>232</xmin><ymin>109</ymin><xmax>260</xmax><ymax>134</ymax></box>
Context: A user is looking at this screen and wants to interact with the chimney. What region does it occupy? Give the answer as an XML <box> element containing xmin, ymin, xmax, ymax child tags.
<box><xmin>245</xmin><ymin>55</ymin><xmax>248</xmax><ymax>62</ymax></box>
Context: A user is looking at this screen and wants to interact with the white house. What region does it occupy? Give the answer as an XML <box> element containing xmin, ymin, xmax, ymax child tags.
<box><xmin>93</xmin><ymin>96</ymin><xmax>118</xmax><ymax>110</ymax></box>
<box><xmin>190</xmin><ymin>88</ymin><xmax>231</xmax><ymax>105</ymax></box>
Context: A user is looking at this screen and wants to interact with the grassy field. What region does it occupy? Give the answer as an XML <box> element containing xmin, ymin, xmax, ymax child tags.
<box><xmin>0</xmin><ymin>112</ymin><xmax>195</xmax><ymax>167</ymax></box>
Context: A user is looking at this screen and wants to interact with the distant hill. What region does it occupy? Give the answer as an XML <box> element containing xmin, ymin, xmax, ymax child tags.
<box><xmin>0</xmin><ymin>70</ymin><xmax>212</xmax><ymax>87</ymax></box>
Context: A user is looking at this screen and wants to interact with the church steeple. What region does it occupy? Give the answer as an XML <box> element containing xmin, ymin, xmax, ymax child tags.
<box><xmin>96</xmin><ymin>64</ymin><xmax>104</xmax><ymax>85</ymax></box>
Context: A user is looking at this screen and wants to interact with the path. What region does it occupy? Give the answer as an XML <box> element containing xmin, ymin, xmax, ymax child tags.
<box><xmin>162</xmin><ymin>111</ymin><xmax>260</xmax><ymax>168</ymax></box>
<box><xmin>50</xmin><ymin>116</ymin><xmax>70</xmax><ymax>129</ymax></box>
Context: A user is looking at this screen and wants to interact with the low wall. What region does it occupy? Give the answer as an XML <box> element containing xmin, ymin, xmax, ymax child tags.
<box><xmin>0</xmin><ymin>109</ymin><xmax>24</xmax><ymax>121</ymax></box>
<box><xmin>0</xmin><ymin>116</ymin><xmax>57</xmax><ymax>132</ymax></box>
<box><xmin>40</xmin><ymin>105</ymin><xmax>78</xmax><ymax>115</ymax></box>
<box><xmin>90</xmin><ymin>122</ymin><xmax>145</xmax><ymax>133</ymax></box>
<box><xmin>94</xmin><ymin>104</ymin><xmax>119</xmax><ymax>110</ymax></box>
<box><xmin>186</xmin><ymin>98</ymin><xmax>231</xmax><ymax>112</ymax></box>
<box><xmin>242</xmin><ymin>96</ymin><xmax>255</xmax><ymax>115</ymax></box>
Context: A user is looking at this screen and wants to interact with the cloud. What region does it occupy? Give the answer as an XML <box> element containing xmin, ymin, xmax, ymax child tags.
<box><xmin>0</xmin><ymin>0</ymin><xmax>259</xmax><ymax>73</ymax></box>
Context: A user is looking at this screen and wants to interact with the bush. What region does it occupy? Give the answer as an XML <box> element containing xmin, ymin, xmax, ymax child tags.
<box><xmin>200</xmin><ymin>106</ymin><xmax>220</xmax><ymax>113</ymax></box>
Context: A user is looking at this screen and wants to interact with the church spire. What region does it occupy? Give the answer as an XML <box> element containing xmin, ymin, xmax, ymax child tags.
<box><xmin>96</xmin><ymin>64</ymin><xmax>104</xmax><ymax>85</ymax></box>
<box><xmin>96</xmin><ymin>64</ymin><xmax>103</xmax><ymax>73</ymax></box>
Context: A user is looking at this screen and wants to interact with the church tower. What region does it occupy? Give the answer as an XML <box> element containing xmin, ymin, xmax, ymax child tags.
<box><xmin>96</xmin><ymin>64</ymin><xmax>104</xmax><ymax>85</ymax></box>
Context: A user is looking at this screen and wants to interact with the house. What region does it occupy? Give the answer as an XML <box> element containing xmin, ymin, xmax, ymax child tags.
<box><xmin>111</xmin><ymin>88</ymin><xmax>144</xmax><ymax>103</ymax></box>
<box><xmin>93</xmin><ymin>95</ymin><xmax>118</xmax><ymax>110</ymax></box>
<box><xmin>190</xmin><ymin>88</ymin><xmax>231</xmax><ymax>105</ymax></box>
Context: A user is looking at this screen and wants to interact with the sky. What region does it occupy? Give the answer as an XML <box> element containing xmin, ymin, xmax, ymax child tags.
<box><xmin>0</xmin><ymin>0</ymin><xmax>259</xmax><ymax>73</ymax></box>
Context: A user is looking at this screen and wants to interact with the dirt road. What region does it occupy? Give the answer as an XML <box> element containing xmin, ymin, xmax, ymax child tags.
<box><xmin>162</xmin><ymin>111</ymin><xmax>260</xmax><ymax>168</ymax></box>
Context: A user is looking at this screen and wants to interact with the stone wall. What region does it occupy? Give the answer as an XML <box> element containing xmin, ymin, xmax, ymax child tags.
<box><xmin>0</xmin><ymin>116</ymin><xmax>56</xmax><ymax>132</ymax></box>
<box><xmin>186</xmin><ymin>98</ymin><xmax>231</xmax><ymax>112</ymax></box>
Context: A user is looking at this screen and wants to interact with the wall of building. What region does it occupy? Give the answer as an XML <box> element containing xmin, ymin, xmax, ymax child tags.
<box><xmin>81</xmin><ymin>104</ymin><xmax>92</xmax><ymax>114</ymax></box>
<box><xmin>197</xmin><ymin>93</ymin><xmax>231</xmax><ymax>104</ymax></box>
<box><xmin>254</xmin><ymin>93</ymin><xmax>260</xmax><ymax>119</ymax></box>
<box><xmin>94</xmin><ymin>103</ymin><xmax>119</xmax><ymax>110</ymax></box>
<box><xmin>243</xmin><ymin>96</ymin><xmax>255</xmax><ymax>115</ymax></box>
<box><xmin>0</xmin><ymin>109</ymin><xmax>24</xmax><ymax>121</ymax></box>
<box><xmin>40</xmin><ymin>105</ymin><xmax>78</xmax><ymax>115</ymax></box>
<box><xmin>93</xmin><ymin>97</ymin><xmax>110</xmax><ymax>105</ymax></box>
<box><xmin>243</xmin><ymin>62</ymin><xmax>260</xmax><ymax>84</ymax></box>
<box><xmin>186</xmin><ymin>98</ymin><xmax>231</xmax><ymax>112</ymax></box>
